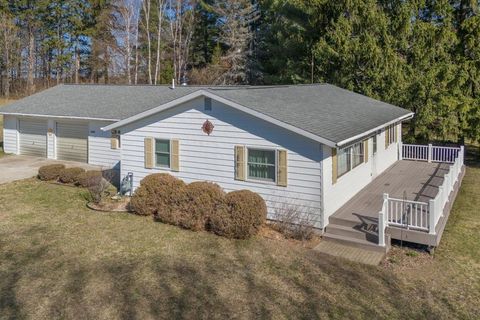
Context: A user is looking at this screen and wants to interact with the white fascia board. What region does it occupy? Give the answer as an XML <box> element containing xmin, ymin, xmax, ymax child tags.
<box><xmin>335</xmin><ymin>112</ymin><xmax>414</xmax><ymax>147</ymax></box>
<box><xmin>0</xmin><ymin>112</ymin><xmax>119</xmax><ymax>122</ymax></box>
<box><xmin>102</xmin><ymin>89</ymin><xmax>338</xmax><ymax>147</ymax></box>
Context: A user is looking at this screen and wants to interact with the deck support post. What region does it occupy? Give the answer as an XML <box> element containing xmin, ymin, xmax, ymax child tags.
<box><xmin>460</xmin><ymin>146</ymin><xmax>464</xmax><ymax>165</ymax></box>
<box><xmin>428</xmin><ymin>144</ymin><xmax>433</xmax><ymax>163</ymax></box>
<box><xmin>378</xmin><ymin>193</ymin><xmax>389</xmax><ymax>247</ymax></box>
<box><xmin>429</xmin><ymin>199</ymin><xmax>436</xmax><ymax>235</ymax></box>
<box><xmin>398</xmin><ymin>142</ymin><xmax>403</xmax><ymax>160</ymax></box>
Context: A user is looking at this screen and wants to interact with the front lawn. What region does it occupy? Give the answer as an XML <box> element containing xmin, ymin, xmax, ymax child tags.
<box><xmin>0</xmin><ymin>159</ymin><xmax>479</xmax><ymax>319</ymax></box>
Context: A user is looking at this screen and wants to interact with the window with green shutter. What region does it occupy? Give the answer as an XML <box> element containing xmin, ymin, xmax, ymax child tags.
<box><xmin>247</xmin><ymin>149</ymin><xmax>276</xmax><ymax>182</ymax></box>
<box><xmin>155</xmin><ymin>139</ymin><xmax>170</xmax><ymax>168</ymax></box>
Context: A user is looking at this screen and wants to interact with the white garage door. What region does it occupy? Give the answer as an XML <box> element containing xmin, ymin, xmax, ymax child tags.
<box><xmin>56</xmin><ymin>122</ymin><xmax>88</xmax><ymax>163</ymax></box>
<box><xmin>19</xmin><ymin>119</ymin><xmax>47</xmax><ymax>157</ymax></box>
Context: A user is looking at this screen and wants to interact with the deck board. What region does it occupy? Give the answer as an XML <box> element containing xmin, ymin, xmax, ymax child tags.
<box><xmin>331</xmin><ymin>160</ymin><xmax>449</xmax><ymax>225</ymax></box>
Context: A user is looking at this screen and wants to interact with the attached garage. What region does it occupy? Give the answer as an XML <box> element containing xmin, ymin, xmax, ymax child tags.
<box><xmin>56</xmin><ymin>122</ymin><xmax>89</xmax><ymax>163</ymax></box>
<box><xmin>18</xmin><ymin>119</ymin><xmax>47</xmax><ymax>157</ymax></box>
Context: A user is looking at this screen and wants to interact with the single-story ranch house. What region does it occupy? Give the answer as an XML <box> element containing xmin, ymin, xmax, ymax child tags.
<box><xmin>1</xmin><ymin>84</ymin><xmax>464</xmax><ymax>252</ymax></box>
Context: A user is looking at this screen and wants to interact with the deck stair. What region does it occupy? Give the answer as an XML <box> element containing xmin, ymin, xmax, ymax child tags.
<box><xmin>323</xmin><ymin>216</ymin><xmax>390</xmax><ymax>254</ymax></box>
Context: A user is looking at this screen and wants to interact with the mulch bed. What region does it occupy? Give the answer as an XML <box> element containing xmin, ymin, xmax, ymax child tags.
<box><xmin>87</xmin><ymin>197</ymin><xmax>131</xmax><ymax>212</ymax></box>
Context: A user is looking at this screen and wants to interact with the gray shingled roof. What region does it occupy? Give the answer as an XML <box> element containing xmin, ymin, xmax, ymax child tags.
<box><xmin>0</xmin><ymin>84</ymin><xmax>412</xmax><ymax>144</ymax></box>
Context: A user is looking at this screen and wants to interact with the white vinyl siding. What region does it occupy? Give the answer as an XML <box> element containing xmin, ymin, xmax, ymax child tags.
<box><xmin>56</xmin><ymin>122</ymin><xmax>88</xmax><ymax>162</ymax></box>
<box><xmin>88</xmin><ymin>121</ymin><xmax>121</xmax><ymax>169</ymax></box>
<box><xmin>18</xmin><ymin>119</ymin><xmax>47</xmax><ymax>157</ymax></box>
<box><xmin>2</xmin><ymin>115</ymin><xmax>18</xmax><ymax>154</ymax></box>
<box><xmin>119</xmin><ymin>97</ymin><xmax>323</xmax><ymax>227</ymax></box>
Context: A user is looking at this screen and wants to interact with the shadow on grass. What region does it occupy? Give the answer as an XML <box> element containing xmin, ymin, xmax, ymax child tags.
<box><xmin>0</xmin><ymin>221</ymin><xmax>460</xmax><ymax>319</ymax></box>
<box><xmin>465</xmin><ymin>144</ymin><xmax>480</xmax><ymax>168</ymax></box>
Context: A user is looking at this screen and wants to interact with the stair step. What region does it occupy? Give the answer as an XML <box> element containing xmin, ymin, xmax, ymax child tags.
<box><xmin>326</xmin><ymin>224</ymin><xmax>378</xmax><ymax>242</ymax></box>
<box><xmin>329</xmin><ymin>216</ymin><xmax>377</xmax><ymax>228</ymax></box>
<box><xmin>323</xmin><ymin>233</ymin><xmax>387</xmax><ymax>253</ymax></box>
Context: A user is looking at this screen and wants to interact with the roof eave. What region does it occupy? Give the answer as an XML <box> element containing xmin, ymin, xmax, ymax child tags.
<box><xmin>0</xmin><ymin>111</ymin><xmax>120</xmax><ymax>122</ymax></box>
<box><xmin>335</xmin><ymin>112</ymin><xmax>415</xmax><ymax>147</ymax></box>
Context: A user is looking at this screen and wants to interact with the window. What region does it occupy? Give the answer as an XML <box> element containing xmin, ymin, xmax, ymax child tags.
<box><xmin>386</xmin><ymin>124</ymin><xmax>397</xmax><ymax>147</ymax></box>
<box><xmin>155</xmin><ymin>139</ymin><xmax>170</xmax><ymax>167</ymax></box>
<box><xmin>352</xmin><ymin>142</ymin><xmax>364</xmax><ymax>168</ymax></box>
<box><xmin>205</xmin><ymin>97</ymin><xmax>212</xmax><ymax>111</ymax></box>
<box><xmin>373</xmin><ymin>135</ymin><xmax>377</xmax><ymax>154</ymax></box>
<box><xmin>247</xmin><ymin>148</ymin><xmax>276</xmax><ymax>182</ymax></box>
<box><xmin>337</xmin><ymin>141</ymin><xmax>365</xmax><ymax>178</ymax></box>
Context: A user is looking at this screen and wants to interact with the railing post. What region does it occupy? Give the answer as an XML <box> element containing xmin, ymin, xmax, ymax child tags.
<box><xmin>429</xmin><ymin>199</ymin><xmax>436</xmax><ymax>235</ymax></box>
<box><xmin>428</xmin><ymin>144</ymin><xmax>433</xmax><ymax>162</ymax></box>
<box><xmin>378</xmin><ymin>211</ymin><xmax>385</xmax><ymax>247</ymax></box>
<box><xmin>398</xmin><ymin>142</ymin><xmax>403</xmax><ymax>160</ymax></box>
<box><xmin>460</xmin><ymin>146</ymin><xmax>465</xmax><ymax>165</ymax></box>
<box><xmin>438</xmin><ymin>185</ymin><xmax>444</xmax><ymax>211</ymax></box>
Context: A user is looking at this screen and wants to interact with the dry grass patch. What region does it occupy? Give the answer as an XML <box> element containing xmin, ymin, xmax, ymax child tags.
<box><xmin>0</xmin><ymin>154</ymin><xmax>479</xmax><ymax>319</ymax></box>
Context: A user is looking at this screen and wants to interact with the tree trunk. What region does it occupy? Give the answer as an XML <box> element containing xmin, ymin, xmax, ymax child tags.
<box><xmin>27</xmin><ymin>27</ymin><xmax>35</xmax><ymax>94</ymax></box>
<box><xmin>154</xmin><ymin>0</ymin><xmax>164</xmax><ymax>85</ymax></box>
<box><xmin>75</xmin><ymin>41</ymin><xmax>80</xmax><ymax>84</ymax></box>
<box><xmin>143</xmin><ymin>0</ymin><xmax>153</xmax><ymax>84</ymax></box>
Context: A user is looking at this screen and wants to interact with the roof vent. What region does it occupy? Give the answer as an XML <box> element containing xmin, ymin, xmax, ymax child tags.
<box><xmin>180</xmin><ymin>76</ymin><xmax>188</xmax><ymax>86</ymax></box>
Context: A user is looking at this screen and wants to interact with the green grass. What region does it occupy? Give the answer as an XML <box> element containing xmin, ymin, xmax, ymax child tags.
<box><xmin>0</xmin><ymin>155</ymin><xmax>479</xmax><ymax>319</ymax></box>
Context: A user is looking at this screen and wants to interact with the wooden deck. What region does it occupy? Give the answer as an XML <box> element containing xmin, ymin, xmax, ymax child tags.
<box><xmin>331</xmin><ymin>160</ymin><xmax>450</xmax><ymax>226</ymax></box>
<box><xmin>325</xmin><ymin>160</ymin><xmax>463</xmax><ymax>249</ymax></box>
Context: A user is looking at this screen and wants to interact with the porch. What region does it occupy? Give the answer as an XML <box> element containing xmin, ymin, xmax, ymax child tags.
<box><xmin>324</xmin><ymin>144</ymin><xmax>464</xmax><ymax>251</ymax></box>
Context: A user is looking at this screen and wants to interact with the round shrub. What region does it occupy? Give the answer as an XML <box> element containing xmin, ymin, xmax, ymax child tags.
<box><xmin>179</xmin><ymin>182</ymin><xmax>226</xmax><ymax>231</ymax></box>
<box><xmin>209</xmin><ymin>190</ymin><xmax>267</xmax><ymax>239</ymax></box>
<box><xmin>76</xmin><ymin>170</ymin><xmax>103</xmax><ymax>188</ymax></box>
<box><xmin>38</xmin><ymin>164</ymin><xmax>66</xmax><ymax>181</ymax></box>
<box><xmin>130</xmin><ymin>173</ymin><xmax>188</xmax><ymax>218</ymax></box>
<box><xmin>59</xmin><ymin>167</ymin><xmax>85</xmax><ymax>184</ymax></box>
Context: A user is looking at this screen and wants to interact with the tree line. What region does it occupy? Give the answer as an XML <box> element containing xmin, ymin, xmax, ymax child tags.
<box><xmin>0</xmin><ymin>0</ymin><xmax>479</xmax><ymax>143</ymax></box>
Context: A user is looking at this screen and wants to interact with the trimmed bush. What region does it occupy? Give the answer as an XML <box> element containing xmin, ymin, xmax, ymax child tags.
<box><xmin>38</xmin><ymin>164</ymin><xmax>66</xmax><ymax>181</ymax></box>
<box><xmin>180</xmin><ymin>182</ymin><xmax>226</xmax><ymax>231</ymax></box>
<box><xmin>209</xmin><ymin>190</ymin><xmax>267</xmax><ymax>239</ymax></box>
<box><xmin>59</xmin><ymin>167</ymin><xmax>86</xmax><ymax>184</ymax></box>
<box><xmin>76</xmin><ymin>170</ymin><xmax>103</xmax><ymax>188</ymax></box>
<box><xmin>130</xmin><ymin>173</ymin><xmax>188</xmax><ymax>217</ymax></box>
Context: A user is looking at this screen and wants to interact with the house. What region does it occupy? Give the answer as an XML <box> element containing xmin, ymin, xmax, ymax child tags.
<box><xmin>0</xmin><ymin>84</ymin><xmax>464</xmax><ymax>251</ymax></box>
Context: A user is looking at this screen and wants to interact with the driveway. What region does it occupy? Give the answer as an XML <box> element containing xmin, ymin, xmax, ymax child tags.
<box><xmin>0</xmin><ymin>155</ymin><xmax>102</xmax><ymax>185</ymax></box>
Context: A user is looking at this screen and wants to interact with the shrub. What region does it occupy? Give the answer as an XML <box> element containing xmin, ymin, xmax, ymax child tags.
<box><xmin>86</xmin><ymin>170</ymin><xmax>115</xmax><ymax>204</ymax></box>
<box><xmin>209</xmin><ymin>190</ymin><xmax>267</xmax><ymax>239</ymax></box>
<box><xmin>270</xmin><ymin>202</ymin><xmax>317</xmax><ymax>241</ymax></box>
<box><xmin>130</xmin><ymin>173</ymin><xmax>187</xmax><ymax>217</ymax></box>
<box><xmin>179</xmin><ymin>182</ymin><xmax>226</xmax><ymax>231</ymax></box>
<box><xmin>76</xmin><ymin>171</ymin><xmax>103</xmax><ymax>188</ymax></box>
<box><xmin>38</xmin><ymin>164</ymin><xmax>66</xmax><ymax>181</ymax></box>
<box><xmin>59</xmin><ymin>167</ymin><xmax>85</xmax><ymax>184</ymax></box>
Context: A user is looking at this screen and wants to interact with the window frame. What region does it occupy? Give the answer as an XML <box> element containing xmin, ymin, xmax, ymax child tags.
<box><xmin>386</xmin><ymin>124</ymin><xmax>396</xmax><ymax>147</ymax></box>
<box><xmin>336</xmin><ymin>141</ymin><xmax>365</xmax><ymax>179</ymax></box>
<box><xmin>154</xmin><ymin>139</ymin><xmax>171</xmax><ymax>169</ymax></box>
<box><xmin>246</xmin><ymin>147</ymin><xmax>277</xmax><ymax>184</ymax></box>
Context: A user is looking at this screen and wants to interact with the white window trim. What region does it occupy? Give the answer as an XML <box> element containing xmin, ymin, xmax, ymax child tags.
<box><xmin>245</xmin><ymin>146</ymin><xmax>278</xmax><ymax>185</ymax></box>
<box><xmin>337</xmin><ymin>141</ymin><xmax>365</xmax><ymax>180</ymax></box>
<box><xmin>154</xmin><ymin>138</ymin><xmax>172</xmax><ymax>170</ymax></box>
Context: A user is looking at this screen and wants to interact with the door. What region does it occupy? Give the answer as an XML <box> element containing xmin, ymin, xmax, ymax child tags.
<box><xmin>56</xmin><ymin>122</ymin><xmax>88</xmax><ymax>163</ymax></box>
<box><xmin>18</xmin><ymin>119</ymin><xmax>47</xmax><ymax>157</ymax></box>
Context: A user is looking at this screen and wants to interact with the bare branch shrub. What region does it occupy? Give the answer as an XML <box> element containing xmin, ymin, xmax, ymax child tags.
<box><xmin>85</xmin><ymin>170</ymin><xmax>115</xmax><ymax>204</ymax></box>
<box><xmin>270</xmin><ymin>201</ymin><xmax>317</xmax><ymax>241</ymax></box>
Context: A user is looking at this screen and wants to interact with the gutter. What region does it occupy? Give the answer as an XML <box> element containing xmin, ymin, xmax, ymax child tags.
<box><xmin>0</xmin><ymin>112</ymin><xmax>120</xmax><ymax>122</ymax></box>
<box><xmin>335</xmin><ymin>112</ymin><xmax>414</xmax><ymax>147</ymax></box>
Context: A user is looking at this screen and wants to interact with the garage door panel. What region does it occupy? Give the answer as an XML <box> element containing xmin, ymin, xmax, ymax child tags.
<box><xmin>19</xmin><ymin>119</ymin><xmax>47</xmax><ymax>157</ymax></box>
<box><xmin>56</xmin><ymin>122</ymin><xmax>88</xmax><ymax>163</ymax></box>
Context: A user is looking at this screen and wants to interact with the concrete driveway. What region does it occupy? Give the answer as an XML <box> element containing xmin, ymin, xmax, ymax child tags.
<box><xmin>0</xmin><ymin>155</ymin><xmax>102</xmax><ymax>185</ymax></box>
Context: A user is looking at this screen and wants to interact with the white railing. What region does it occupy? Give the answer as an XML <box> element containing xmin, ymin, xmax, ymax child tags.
<box><xmin>427</xmin><ymin>149</ymin><xmax>464</xmax><ymax>234</ymax></box>
<box><xmin>400</xmin><ymin>143</ymin><xmax>461</xmax><ymax>163</ymax></box>
<box><xmin>378</xmin><ymin>145</ymin><xmax>464</xmax><ymax>245</ymax></box>
<box><xmin>386</xmin><ymin>197</ymin><xmax>429</xmax><ymax>231</ymax></box>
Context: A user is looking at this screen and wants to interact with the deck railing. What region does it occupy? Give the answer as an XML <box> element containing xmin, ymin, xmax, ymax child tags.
<box><xmin>378</xmin><ymin>144</ymin><xmax>464</xmax><ymax>246</ymax></box>
<box><xmin>400</xmin><ymin>143</ymin><xmax>461</xmax><ymax>163</ymax></box>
